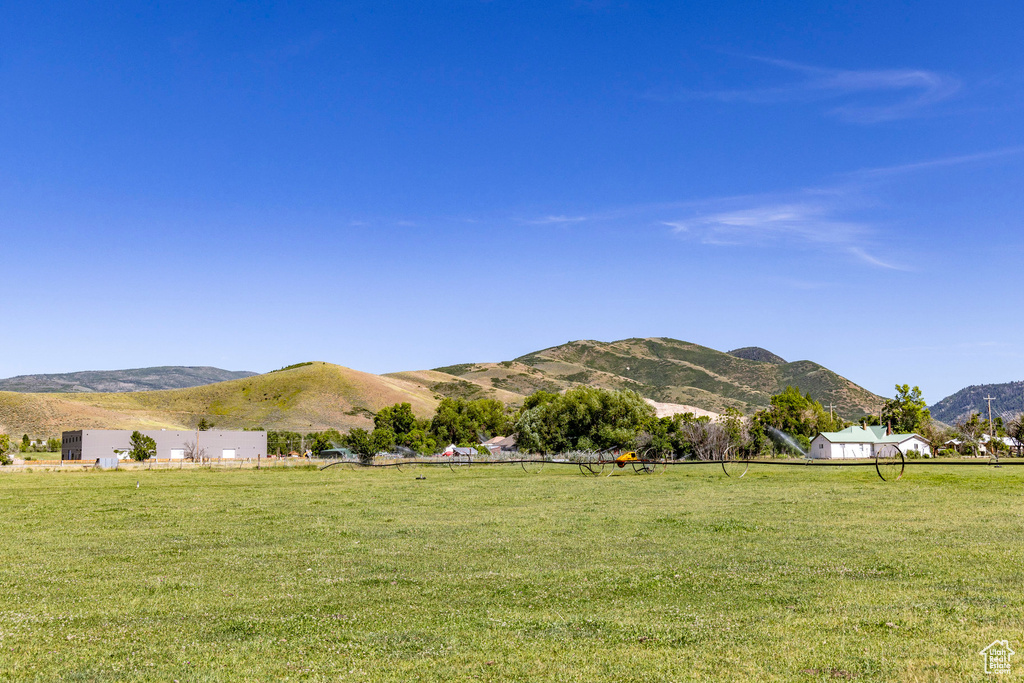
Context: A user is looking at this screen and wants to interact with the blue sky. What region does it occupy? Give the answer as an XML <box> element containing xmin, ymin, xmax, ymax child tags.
<box><xmin>1</xmin><ymin>1</ymin><xmax>1023</xmax><ymax>403</ymax></box>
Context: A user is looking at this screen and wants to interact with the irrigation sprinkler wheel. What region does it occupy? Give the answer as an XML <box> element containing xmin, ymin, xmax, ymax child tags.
<box><xmin>521</xmin><ymin>459</ymin><xmax>545</xmax><ymax>474</ymax></box>
<box><xmin>579</xmin><ymin>461</ymin><xmax>605</xmax><ymax>476</ymax></box>
<box><xmin>448</xmin><ymin>454</ymin><xmax>472</xmax><ymax>472</ymax></box>
<box><xmin>719</xmin><ymin>447</ymin><xmax>747</xmax><ymax>478</ymax></box>
<box><xmin>632</xmin><ymin>460</ymin><xmax>656</xmax><ymax>474</ymax></box>
<box><xmin>990</xmin><ymin>455</ymin><xmax>1002</xmax><ymax>468</ymax></box>
<box><xmin>631</xmin><ymin>450</ymin><xmax>657</xmax><ymax>474</ymax></box>
<box><xmin>875</xmin><ymin>445</ymin><xmax>905</xmax><ymax>482</ymax></box>
<box><xmin>722</xmin><ymin>457</ymin><xmax>749</xmax><ymax>479</ymax></box>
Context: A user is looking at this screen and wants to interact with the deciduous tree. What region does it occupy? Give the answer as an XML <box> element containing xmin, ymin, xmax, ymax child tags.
<box><xmin>344</xmin><ymin>428</ymin><xmax>377</xmax><ymax>463</ymax></box>
<box><xmin>514</xmin><ymin>386</ymin><xmax>654</xmax><ymax>454</ymax></box>
<box><xmin>1007</xmin><ymin>415</ymin><xmax>1024</xmax><ymax>456</ymax></box>
<box><xmin>881</xmin><ymin>384</ymin><xmax>931</xmax><ymax>435</ymax></box>
<box><xmin>128</xmin><ymin>431</ymin><xmax>157</xmax><ymax>462</ymax></box>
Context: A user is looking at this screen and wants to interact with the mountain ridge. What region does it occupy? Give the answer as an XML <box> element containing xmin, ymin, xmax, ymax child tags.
<box><xmin>0</xmin><ymin>366</ymin><xmax>257</xmax><ymax>393</ymax></box>
<box><xmin>929</xmin><ymin>381</ymin><xmax>1024</xmax><ymax>425</ymax></box>
<box><xmin>390</xmin><ymin>337</ymin><xmax>882</xmax><ymax>420</ymax></box>
<box><xmin>727</xmin><ymin>347</ymin><xmax>787</xmax><ymax>364</ymax></box>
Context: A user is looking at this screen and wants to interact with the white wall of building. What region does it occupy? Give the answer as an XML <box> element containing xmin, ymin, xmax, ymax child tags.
<box><xmin>62</xmin><ymin>429</ymin><xmax>266</xmax><ymax>461</ymax></box>
<box><xmin>810</xmin><ymin>434</ymin><xmax>932</xmax><ymax>459</ymax></box>
<box><xmin>888</xmin><ymin>436</ymin><xmax>931</xmax><ymax>457</ymax></box>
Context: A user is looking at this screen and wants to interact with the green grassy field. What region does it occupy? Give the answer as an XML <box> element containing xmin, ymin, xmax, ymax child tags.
<box><xmin>1</xmin><ymin>464</ymin><xmax>1022</xmax><ymax>682</ymax></box>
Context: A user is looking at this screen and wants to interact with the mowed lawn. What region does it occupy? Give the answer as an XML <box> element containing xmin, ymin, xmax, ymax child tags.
<box><xmin>1</xmin><ymin>464</ymin><xmax>1023</xmax><ymax>682</ymax></box>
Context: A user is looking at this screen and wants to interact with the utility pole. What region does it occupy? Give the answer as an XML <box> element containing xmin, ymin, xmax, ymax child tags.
<box><xmin>826</xmin><ymin>404</ymin><xmax>837</xmax><ymax>421</ymax></box>
<box><xmin>984</xmin><ymin>396</ymin><xmax>997</xmax><ymax>438</ymax></box>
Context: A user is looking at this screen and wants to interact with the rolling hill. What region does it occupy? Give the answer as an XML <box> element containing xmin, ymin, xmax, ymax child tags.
<box><xmin>0</xmin><ymin>366</ymin><xmax>256</xmax><ymax>393</ymax></box>
<box><xmin>929</xmin><ymin>381</ymin><xmax>1024</xmax><ymax>425</ymax></box>
<box><xmin>0</xmin><ymin>337</ymin><xmax>884</xmax><ymax>439</ymax></box>
<box><xmin>389</xmin><ymin>337</ymin><xmax>883</xmax><ymax>419</ymax></box>
<box><xmin>0</xmin><ymin>362</ymin><xmax>438</xmax><ymax>438</ymax></box>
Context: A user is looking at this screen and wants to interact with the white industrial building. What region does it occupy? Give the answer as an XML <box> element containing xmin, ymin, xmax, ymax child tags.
<box><xmin>810</xmin><ymin>425</ymin><xmax>931</xmax><ymax>459</ymax></box>
<box><xmin>61</xmin><ymin>429</ymin><xmax>266</xmax><ymax>461</ymax></box>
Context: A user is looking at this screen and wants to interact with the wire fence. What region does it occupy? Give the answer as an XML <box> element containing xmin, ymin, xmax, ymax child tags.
<box><xmin>0</xmin><ymin>457</ymin><xmax>319</xmax><ymax>473</ymax></box>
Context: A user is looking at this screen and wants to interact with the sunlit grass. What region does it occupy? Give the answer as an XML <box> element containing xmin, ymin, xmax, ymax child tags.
<box><xmin>1</xmin><ymin>464</ymin><xmax>1021</xmax><ymax>681</ymax></box>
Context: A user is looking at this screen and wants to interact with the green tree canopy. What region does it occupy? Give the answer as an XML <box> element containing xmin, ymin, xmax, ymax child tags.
<box><xmin>752</xmin><ymin>386</ymin><xmax>845</xmax><ymax>441</ymax></box>
<box><xmin>304</xmin><ymin>432</ymin><xmax>335</xmax><ymax>457</ymax></box>
<box><xmin>344</xmin><ymin>428</ymin><xmax>376</xmax><ymax>463</ymax></box>
<box><xmin>128</xmin><ymin>431</ymin><xmax>157</xmax><ymax>462</ymax></box>
<box><xmin>374</xmin><ymin>403</ymin><xmax>417</xmax><ymax>436</ymax></box>
<box><xmin>465</xmin><ymin>398</ymin><xmax>513</xmax><ymax>438</ymax></box>
<box><xmin>514</xmin><ymin>386</ymin><xmax>655</xmax><ymax>454</ymax></box>
<box><xmin>267</xmin><ymin>431</ymin><xmax>303</xmax><ymax>454</ymax></box>
<box><xmin>430</xmin><ymin>397</ymin><xmax>510</xmax><ymax>445</ymax></box>
<box><xmin>881</xmin><ymin>384</ymin><xmax>931</xmax><ymax>434</ymax></box>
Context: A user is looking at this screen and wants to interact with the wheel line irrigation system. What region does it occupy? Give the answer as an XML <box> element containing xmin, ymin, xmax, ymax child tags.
<box><xmin>321</xmin><ymin>448</ymin><xmax>1020</xmax><ymax>483</ymax></box>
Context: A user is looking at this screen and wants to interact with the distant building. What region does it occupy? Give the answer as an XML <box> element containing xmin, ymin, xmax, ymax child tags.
<box><xmin>61</xmin><ymin>429</ymin><xmax>266</xmax><ymax>461</ymax></box>
<box><xmin>441</xmin><ymin>444</ymin><xmax>478</xmax><ymax>457</ymax></box>
<box><xmin>810</xmin><ymin>425</ymin><xmax>931</xmax><ymax>459</ymax></box>
<box><xmin>943</xmin><ymin>434</ymin><xmax>1018</xmax><ymax>455</ymax></box>
<box><xmin>480</xmin><ymin>435</ymin><xmax>517</xmax><ymax>455</ymax></box>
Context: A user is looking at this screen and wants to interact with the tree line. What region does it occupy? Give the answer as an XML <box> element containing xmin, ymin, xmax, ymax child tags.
<box><xmin>5</xmin><ymin>382</ymin><xmax>1018</xmax><ymax>466</ymax></box>
<box><xmin>323</xmin><ymin>382</ymin><xmax>1014</xmax><ymax>460</ymax></box>
<box><xmin>287</xmin><ymin>384</ymin><xmax>911</xmax><ymax>461</ymax></box>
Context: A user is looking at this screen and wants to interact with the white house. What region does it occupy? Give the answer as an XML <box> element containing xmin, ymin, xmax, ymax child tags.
<box><xmin>944</xmin><ymin>434</ymin><xmax>1018</xmax><ymax>455</ymax></box>
<box><xmin>810</xmin><ymin>425</ymin><xmax>931</xmax><ymax>459</ymax></box>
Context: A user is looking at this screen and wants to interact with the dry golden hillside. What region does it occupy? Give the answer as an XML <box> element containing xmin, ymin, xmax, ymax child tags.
<box><xmin>0</xmin><ymin>362</ymin><xmax>438</xmax><ymax>438</ymax></box>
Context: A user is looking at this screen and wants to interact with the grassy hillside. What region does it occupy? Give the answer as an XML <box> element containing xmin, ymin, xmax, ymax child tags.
<box><xmin>0</xmin><ymin>362</ymin><xmax>438</xmax><ymax>438</ymax></box>
<box><xmin>384</xmin><ymin>369</ymin><xmax>527</xmax><ymax>405</ymax></box>
<box><xmin>404</xmin><ymin>338</ymin><xmax>882</xmax><ymax>419</ymax></box>
<box><xmin>1</xmin><ymin>338</ymin><xmax>884</xmax><ymax>438</ymax></box>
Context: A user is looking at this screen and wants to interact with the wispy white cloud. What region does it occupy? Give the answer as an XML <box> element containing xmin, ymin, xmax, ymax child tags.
<box><xmin>668</xmin><ymin>56</ymin><xmax>960</xmax><ymax>123</ymax></box>
<box><xmin>652</xmin><ymin>145</ymin><xmax>1024</xmax><ymax>269</ymax></box>
<box><xmin>846</xmin><ymin>247</ymin><xmax>903</xmax><ymax>270</ymax></box>
<box><xmin>525</xmin><ymin>215</ymin><xmax>588</xmax><ymax>225</ymax></box>
<box><xmin>662</xmin><ymin>198</ymin><xmax>904</xmax><ymax>269</ymax></box>
<box><xmin>665</xmin><ymin>202</ymin><xmax>860</xmax><ymax>245</ymax></box>
<box><xmin>848</xmin><ymin>146</ymin><xmax>1024</xmax><ymax>179</ymax></box>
